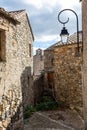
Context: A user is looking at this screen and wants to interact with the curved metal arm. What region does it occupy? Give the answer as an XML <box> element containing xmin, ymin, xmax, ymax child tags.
<box><xmin>58</xmin><ymin>9</ymin><xmax>79</xmax><ymax>52</ymax></box>
<box><xmin>58</xmin><ymin>10</ymin><xmax>69</xmax><ymax>25</ymax></box>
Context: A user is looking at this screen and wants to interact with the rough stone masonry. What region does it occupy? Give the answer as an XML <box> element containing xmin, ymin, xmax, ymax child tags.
<box><xmin>0</xmin><ymin>8</ymin><xmax>34</xmax><ymax>130</ymax></box>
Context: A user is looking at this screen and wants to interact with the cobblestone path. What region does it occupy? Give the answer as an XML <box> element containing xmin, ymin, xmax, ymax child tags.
<box><xmin>24</xmin><ymin>112</ymin><xmax>75</xmax><ymax>130</ymax></box>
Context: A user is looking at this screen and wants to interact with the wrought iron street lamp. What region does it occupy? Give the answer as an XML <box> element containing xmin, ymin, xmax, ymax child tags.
<box><xmin>58</xmin><ymin>9</ymin><xmax>79</xmax><ymax>52</ymax></box>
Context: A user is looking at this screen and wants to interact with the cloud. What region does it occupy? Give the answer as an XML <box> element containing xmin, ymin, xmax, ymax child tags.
<box><xmin>21</xmin><ymin>0</ymin><xmax>58</xmax><ymax>11</ymax></box>
<box><xmin>33</xmin><ymin>47</ymin><xmax>39</xmax><ymax>55</ymax></box>
<box><xmin>35</xmin><ymin>34</ymin><xmax>60</xmax><ymax>42</ymax></box>
<box><xmin>33</xmin><ymin>34</ymin><xmax>60</xmax><ymax>53</ymax></box>
<box><xmin>21</xmin><ymin>0</ymin><xmax>81</xmax><ymax>14</ymax></box>
<box><xmin>59</xmin><ymin>0</ymin><xmax>81</xmax><ymax>9</ymax></box>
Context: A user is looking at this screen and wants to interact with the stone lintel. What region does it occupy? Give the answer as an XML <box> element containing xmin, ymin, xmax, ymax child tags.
<box><xmin>0</xmin><ymin>24</ymin><xmax>9</xmax><ymax>31</ymax></box>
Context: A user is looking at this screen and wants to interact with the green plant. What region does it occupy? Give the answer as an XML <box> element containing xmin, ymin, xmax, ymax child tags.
<box><xmin>24</xmin><ymin>96</ymin><xmax>67</xmax><ymax>119</ymax></box>
<box><xmin>24</xmin><ymin>105</ymin><xmax>36</xmax><ymax>119</ymax></box>
<box><xmin>41</xmin><ymin>96</ymin><xmax>53</xmax><ymax>102</ymax></box>
<box><xmin>35</xmin><ymin>100</ymin><xmax>58</xmax><ymax>111</ymax></box>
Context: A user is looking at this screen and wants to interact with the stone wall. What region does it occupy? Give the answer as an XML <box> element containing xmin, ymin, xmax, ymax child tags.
<box><xmin>33</xmin><ymin>49</ymin><xmax>44</xmax><ymax>79</ymax></box>
<box><xmin>82</xmin><ymin>0</ymin><xmax>87</xmax><ymax>128</ymax></box>
<box><xmin>21</xmin><ymin>67</ymin><xmax>34</xmax><ymax>108</ymax></box>
<box><xmin>54</xmin><ymin>43</ymin><xmax>83</xmax><ymax>108</ymax></box>
<box><xmin>44</xmin><ymin>49</ymin><xmax>54</xmax><ymax>92</ymax></box>
<box><xmin>0</xmin><ymin>9</ymin><xmax>34</xmax><ymax>130</ymax></box>
<box><xmin>33</xmin><ymin>73</ymin><xmax>44</xmax><ymax>104</ymax></box>
<box><xmin>44</xmin><ymin>50</ymin><xmax>54</xmax><ymax>72</ymax></box>
<box><xmin>15</xmin><ymin>12</ymin><xmax>34</xmax><ymax>108</ymax></box>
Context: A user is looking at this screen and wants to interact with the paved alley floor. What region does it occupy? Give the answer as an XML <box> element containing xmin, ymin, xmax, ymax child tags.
<box><xmin>24</xmin><ymin>111</ymin><xmax>83</xmax><ymax>130</ymax></box>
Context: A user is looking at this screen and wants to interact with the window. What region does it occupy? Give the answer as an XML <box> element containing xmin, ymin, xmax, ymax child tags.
<box><xmin>29</xmin><ymin>44</ymin><xmax>31</xmax><ymax>57</ymax></box>
<box><xmin>0</xmin><ymin>31</ymin><xmax>1</xmax><ymax>60</ymax></box>
<box><xmin>0</xmin><ymin>30</ymin><xmax>6</xmax><ymax>61</ymax></box>
<box><xmin>51</xmin><ymin>58</ymin><xmax>54</xmax><ymax>65</ymax></box>
<box><xmin>28</xmin><ymin>76</ymin><xmax>30</xmax><ymax>87</ymax></box>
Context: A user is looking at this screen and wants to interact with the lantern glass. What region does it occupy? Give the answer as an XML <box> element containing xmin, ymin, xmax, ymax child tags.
<box><xmin>61</xmin><ymin>35</ymin><xmax>69</xmax><ymax>43</ymax></box>
<box><xmin>60</xmin><ymin>27</ymin><xmax>69</xmax><ymax>43</ymax></box>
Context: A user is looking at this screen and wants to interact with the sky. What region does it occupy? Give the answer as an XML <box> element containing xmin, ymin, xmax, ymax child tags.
<box><xmin>0</xmin><ymin>0</ymin><xmax>82</xmax><ymax>54</ymax></box>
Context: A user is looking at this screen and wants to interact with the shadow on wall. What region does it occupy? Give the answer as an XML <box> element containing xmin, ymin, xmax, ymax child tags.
<box><xmin>0</xmin><ymin>94</ymin><xmax>24</xmax><ymax>130</ymax></box>
<box><xmin>33</xmin><ymin>73</ymin><xmax>44</xmax><ymax>104</ymax></box>
<box><xmin>0</xmin><ymin>67</ymin><xmax>44</xmax><ymax>130</ymax></box>
<box><xmin>21</xmin><ymin>66</ymin><xmax>34</xmax><ymax>109</ymax></box>
<box><xmin>21</xmin><ymin>66</ymin><xmax>45</xmax><ymax>107</ymax></box>
<box><xmin>6</xmin><ymin>103</ymin><xmax>23</xmax><ymax>130</ymax></box>
<box><xmin>0</xmin><ymin>66</ymin><xmax>34</xmax><ymax>130</ymax></box>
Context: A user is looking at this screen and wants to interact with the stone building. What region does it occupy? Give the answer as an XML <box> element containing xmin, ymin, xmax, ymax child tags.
<box><xmin>0</xmin><ymin>8</ymin><xmax>34</xmax><ymax>130</ymax></box>
<box><xmin>44</xmin><ymin>31</ymin><xmax>83</xmax><ymax>108</ymax></box>
<box><xmin>33</xmin><ymin>48</ymin><xmax>44</xmax><ymax>79</ymax></box>
<box><xmin>81</xmin><ymin>0</ymin><xmax>87</xmax><ymax>129</ymax></box>
<box><xmin>33</xmin><ymin>49</ymin><xmax>44</xmax><ymax>104</ymax></box>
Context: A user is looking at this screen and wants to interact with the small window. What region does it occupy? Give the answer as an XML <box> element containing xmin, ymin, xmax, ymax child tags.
<box><xmin>0</xmin><ymin>31</ymin><xmax>1</xmax><ymax>60</ymax></box>
<box><xmin>29</xmin><ymin>44</ymin><xmax>31</xmax><ymax>57</ymax></box>
<box><xmin>51</xmin><ymin>58</ymin><xmax>54</xmax><ymax>65</ymax></box>
<box><xmin>28</xmin><ymin>76</ymin><xmax>30</xmax><ymax>87</ymax></box>
<box><xmin>0</xmin><ymin>30</ymin><xmax>6</xmax><ymax>61</ymax></box>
